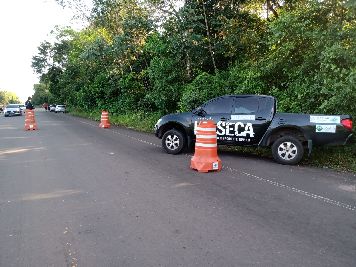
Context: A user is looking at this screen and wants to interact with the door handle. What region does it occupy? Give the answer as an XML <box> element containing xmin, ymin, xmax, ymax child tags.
<box><xmin>256</xmin><ymin>117</ymin><xmax>266</xmax><ymax>121</ymax></box>
<box><xmin>220</xmin><ymin>117</ymin><xmax>228</xmax><ymax>121</ymax></box>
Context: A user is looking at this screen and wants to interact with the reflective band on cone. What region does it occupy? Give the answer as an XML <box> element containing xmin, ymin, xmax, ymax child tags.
<box><xmin>190</xmin><ymin>120</ymin><xmax>222</xmax><ymax>173</ymax></box>
<box><xmin>196</xmin><ymin>135</ymin><xmax>217</xmax><ymax>139</ymax></box>
<box><xmin>195</xmin><ymin>127</ymin><xmax>217</xmax><ymax>132</ymax></box>
<box><xmin>195</xmin><ymin>143</ymin><xmax>217</xmax><ymax>148</ymax></box>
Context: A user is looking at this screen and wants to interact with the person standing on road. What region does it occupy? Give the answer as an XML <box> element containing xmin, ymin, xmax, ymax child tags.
<box><xmin>25</xmin><ymin>97</ymin><xmax>34</xmax><ymax>110</ymax></box>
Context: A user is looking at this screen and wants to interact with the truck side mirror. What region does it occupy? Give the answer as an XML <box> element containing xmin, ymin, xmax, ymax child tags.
<box><xmin>193</xmin><ymin>107</ymin><xmax>206</xmax><ymax>117</ymax></box>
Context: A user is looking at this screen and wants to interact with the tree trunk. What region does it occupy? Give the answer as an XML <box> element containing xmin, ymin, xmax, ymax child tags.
<box><xmin>200</xmin><ymin>0</ymin><xmax>217</xmax><ymax>74</ymax></box>
<box><xmin>186</xmin><ymin>50</ymin><xmax>192</xmax><ymax>79</ymax></box>
<box><xmin>266</xmin><ymin>0</ymin><xmax>279</xmax><ymax>18</ymax></box>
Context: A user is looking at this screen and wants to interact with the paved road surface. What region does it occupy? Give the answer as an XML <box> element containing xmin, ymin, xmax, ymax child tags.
<box><xmin>0</xmin><ymin>110</ymin><xmax>355</xmax><ymax>266</ymax></box>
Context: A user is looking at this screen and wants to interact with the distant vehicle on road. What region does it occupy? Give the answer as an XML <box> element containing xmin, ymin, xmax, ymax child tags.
<box><xmin>55</xmin><ymin>105</ymin><xmax>66</xmax><ymax>113</ymax></box>
<box><xmin>3</xmin><ymin>104</ymin><xmax>22</xmax><ymax>117</ymax></box>
<box><xmin>49</xmin><ymin>105</ymin><xmax>56</xmax><ymax>112</ymax></box>
<box><xmin>155</xmin><ymin>95</ymin><xmax>353</xmax><ymax>165</ymax></box>
<box><xmin>19</xmin><ymin>104</ymin><xmax>26</xmax><ymax>113</ymax></box>
<box><xmin>42</xmin><ymin>103</ymin><xmax>49</xmax><ymax>111</ymax></box>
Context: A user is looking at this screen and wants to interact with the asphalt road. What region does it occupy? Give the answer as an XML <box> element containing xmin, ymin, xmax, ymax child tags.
<box><xmin>0</xmin><ymin>110</ymin><xmax>355</xmax><ymax>267</ymax></box>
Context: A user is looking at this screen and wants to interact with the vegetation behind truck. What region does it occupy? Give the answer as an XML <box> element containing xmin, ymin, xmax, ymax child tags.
<box><xmin>154</xmin><ymin>95</ymin><xmax>353</xmax><ymax>165</ymax></box>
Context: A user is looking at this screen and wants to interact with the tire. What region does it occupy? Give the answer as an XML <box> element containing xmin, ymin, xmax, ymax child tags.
<box><xmin>162</xmin><ymin>129</ymin><xmax>186</xmax><ymax>154</ymax></box>
<box><xmin>271</xmin><ymin>136</ymin><xmax>304</xmax><ymax>165</ymax></box>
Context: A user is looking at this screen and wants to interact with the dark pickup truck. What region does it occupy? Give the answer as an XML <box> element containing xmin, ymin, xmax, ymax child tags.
<box><xmin>154</xmin><ymin>95</ymin><xmax>353</xmax><ymax>165</ymax></box>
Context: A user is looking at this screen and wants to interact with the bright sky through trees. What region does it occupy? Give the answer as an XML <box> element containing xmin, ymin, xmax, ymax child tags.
<box><xmin>0</xmin><ymin>0</ymin><xmax>86</xmax><ymax>102</ymax></box>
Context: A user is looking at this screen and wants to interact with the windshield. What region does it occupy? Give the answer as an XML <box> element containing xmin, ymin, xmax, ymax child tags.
<box><xmin>6</xmin><ymin>104</ymin><xmax>19</xmax><ymax>108</ymax></box>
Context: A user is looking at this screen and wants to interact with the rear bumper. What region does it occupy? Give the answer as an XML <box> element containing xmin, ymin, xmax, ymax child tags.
<box><xmin>344</xmin><ymin>133</ymin><xmax>354</xmax><ymax>145</ymax></box>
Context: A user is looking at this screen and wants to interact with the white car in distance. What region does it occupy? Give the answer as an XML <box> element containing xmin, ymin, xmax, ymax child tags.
<box><xmin>55</xmin><ymin>105</ymin><xmax>66</xmax><ymax>113</ymax></box>
<box><xmin>19</xmin><ymin>104</ymin><xmax>26</xmax><ymax>113</ymax></box>
<box><xmin>4</xmin><ymin>104</ymin><xmax>22</xmax><ymax>117</ymax></box>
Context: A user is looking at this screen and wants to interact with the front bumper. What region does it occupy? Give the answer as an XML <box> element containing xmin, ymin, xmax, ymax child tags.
<box><xmin>5</xmin><ymin>111</ymin><xmax>21</xmax><ymax>116</ymax></box>
<box><xmin>154</xmin><ymin>125</ymin><xmax>160</xmax><ymax>137</ymax></box>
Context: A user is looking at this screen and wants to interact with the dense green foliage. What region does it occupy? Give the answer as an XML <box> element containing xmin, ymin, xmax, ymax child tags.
<box><xmin>31</xmin><ymin>0</ymin><xmax>356</xmax><ymax>120</ymax></box>
<box><xmin>0</xmin><ymin>90</ymin><xmax>20</xmax><ymax>105</ymax></box>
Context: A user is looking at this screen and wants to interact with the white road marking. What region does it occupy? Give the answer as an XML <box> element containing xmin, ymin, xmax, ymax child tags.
<box><xmin>224</xmin><ymin>166</ymin><xmax>356</xmax><ymax>213</ymax></box>
<box><xmin>76</xmin><ymin>119</ymin><xmax>161</xmax><ymax>147</ymax></box>
<box><xmin>172</xmin><ymin>182</ymin><xmax>198</xmax><ymax>188</ymax></box>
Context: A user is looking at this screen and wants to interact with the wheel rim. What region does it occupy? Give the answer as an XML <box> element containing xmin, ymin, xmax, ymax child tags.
<box><xmin>165</xmin><ymin>134</ymin><xmax>180</xmax><ymax>151</ymax></box>
<box><xmin>277</xmin><ymin>141</ymin><xmax>297</xmax><ymax>161</ymax></box>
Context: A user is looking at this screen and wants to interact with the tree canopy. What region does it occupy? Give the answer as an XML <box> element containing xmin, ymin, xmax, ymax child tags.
<box><xmin>0</xmin><ymin>90</ymin><xmax>21</xmax><ymax>105</ymax></box>
<box><xmin>32</xmin><ymin>0</ymin><xmax>356</xmax><ymax>118</ymax></box>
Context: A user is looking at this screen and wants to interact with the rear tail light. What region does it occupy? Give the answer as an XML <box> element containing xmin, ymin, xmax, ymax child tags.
<box><xmin>341</xmin><ymin>119</ymin><xmax>353</xmax><ymax>131</ymax></box>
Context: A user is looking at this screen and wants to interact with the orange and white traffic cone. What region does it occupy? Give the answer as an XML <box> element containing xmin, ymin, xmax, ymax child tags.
<box><xmin>99</xmin><ymin>110</ymin><xmax>110</xmax><ymax>128</ymax></box>
<box><xmin>190</xmin><ymin>120</ymin><xmax>222</xmax><ymax>173</ymax></box>
<box><xmin>24</xmin><ymin>110</ymin><xmax>38</xmax><ymax>130</ymax></box>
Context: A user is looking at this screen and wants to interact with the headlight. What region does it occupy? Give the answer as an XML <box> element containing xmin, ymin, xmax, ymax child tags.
<box><xmin>156</xmin><ymin>118</ymin><xmax>162</xmax><ymax>125</ymax></box>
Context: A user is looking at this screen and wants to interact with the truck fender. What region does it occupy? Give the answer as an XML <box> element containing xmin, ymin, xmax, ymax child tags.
<box><xmin>157</xmin><ymin>122</ymin><xmax>189</xmax><ymax>139</ymax></box>
<box><xmin>259</xmin><ymin>126</ymin><xmax>308</xmax><ymax>147</ymax></box>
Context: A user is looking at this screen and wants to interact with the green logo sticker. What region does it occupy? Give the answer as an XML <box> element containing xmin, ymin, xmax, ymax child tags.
<box><xmin>316</xmin><ymin>124</ymin><xmax>336</xmax><ymax>133</ymax></box>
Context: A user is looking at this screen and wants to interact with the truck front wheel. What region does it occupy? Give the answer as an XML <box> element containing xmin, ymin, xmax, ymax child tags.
<box><xmin>272</xmin><ymin>136</ymin><xmax>304</xmax><ymax>165</ymax></box>
<box><xmin>162</xmin><ymin>129</ymin><xmax>185</xmax><ymax>154</ymax></box>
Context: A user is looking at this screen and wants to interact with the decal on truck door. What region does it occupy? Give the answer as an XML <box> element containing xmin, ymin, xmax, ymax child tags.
<box><xmin>194</xmin><ymin>121</ymin><xmax>256</xmax><ymax>142</ymax></box>
<box><xmin>217</xmin><ymin>121</ymin><xmax>255</xmax><ymax>142</ymax></box>
<box><xmin>316</xmin><ymin>125</ymin><xmax>336</xmax><ymax>133</ymax></box>
<box><xmin>310</xmin><ymin>116</ymin><xmax>340</xmax><ymax>124</ymax></box>
<box><xmin>231</xmin><ymin>115</ymin><xmax>255</xmax><ymax>121</ymax></box>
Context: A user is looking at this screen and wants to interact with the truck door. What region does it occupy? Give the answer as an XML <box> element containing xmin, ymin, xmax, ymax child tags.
<box><xmin>229</xmin><ymin>96</ymin><xmax>274</xmax><ymax>145</ymax></box>
<box><xmin>192</xmin><ymin>96</ymin><xmax>234</xmax><ymax>144</ymax></box>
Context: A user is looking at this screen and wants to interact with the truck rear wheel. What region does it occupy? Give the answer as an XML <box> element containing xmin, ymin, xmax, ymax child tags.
<box><xmin>162</xmin><ymin>129</ymin><xmax>185</xmax><ymax>154</ymax></box>
<box><xmin>272</xmin><ymin>136</ymin><xmax>304</xmax><ymax>165</ymax></box>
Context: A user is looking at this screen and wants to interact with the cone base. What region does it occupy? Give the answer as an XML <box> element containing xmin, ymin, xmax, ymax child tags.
<box><xmin>25</xmin><ymin>126</ymin><xmax>38</xmax><ymax>131</ymax></box>
<box><xmin>99</xmin><ymin>123</ymin><xmax>110</xmax><ymax>128</ymax></box>
<box><xmin>24</xmin><ymin>124</ymin><xmax>38</xmax><ymax>130</ymax></box>
<box><xmin>190</xmin><ymin>157</ymin><xmax>222</xmax><ymax>173</ymax></box>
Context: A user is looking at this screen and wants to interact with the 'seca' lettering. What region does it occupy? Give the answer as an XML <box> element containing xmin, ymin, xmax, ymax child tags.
<box><xmin>235</xmin><ymin>122</ymin><xmax>245</xmax><ymax>136</ymax></box>
<box><xmin>244</xmin><ymin>123</ymin><xmax>255</xmax><ymax>137</ymax></box>
<box><xmin>226</xmin><ymin>122</ymin><xmax>234</xmax><ymax>136</ymax></box>
<box><xmin>194</xmin><ymin>121</ymin><xmax>198</xmax><ymax>134</ymax></box>
<box><xmin>217</xmin><ymin>121</ymin><xmax>226</xmax><ymax>135</ymax></box>
<box><xmin>216</xmin><ymin>121</ymin><xmax>255</xmax><ymax>138</ymax></box>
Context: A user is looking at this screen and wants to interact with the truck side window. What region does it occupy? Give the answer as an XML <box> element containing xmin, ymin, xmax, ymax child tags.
<box><xmin>233</xmin><ymin>97</ymin><xmax>259</xmax><ymax>114</ymax></box>
<box><xmin>257</xmin><ymin>97</ymin><xmax>274</xmax><ymax>117</ymax></box>
<box><xmin>203</xmin><ymin>96</ymin><xmax>234</xmax><ymax>114</ymax></box>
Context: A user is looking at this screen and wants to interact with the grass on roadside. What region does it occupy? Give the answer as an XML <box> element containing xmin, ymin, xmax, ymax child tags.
<box><xmin>304</xmin><ymin>143</ymin><xmax>356</xmax><ymax>172</ymax></box>
<box><xmin>69</xmin><ymin>108</ymin><xmax>162</xmax><ymax>132</ymax></box>
<box><xmin>68</xmin><ymin>108</ymin><xmax>356</xmax><ymax>173</ymax></box>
